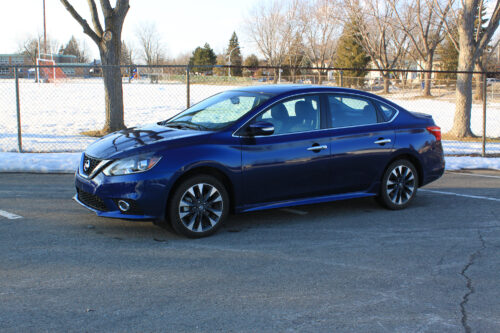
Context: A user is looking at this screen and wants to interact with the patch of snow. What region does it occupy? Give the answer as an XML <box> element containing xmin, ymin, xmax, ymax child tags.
<box><xmin>444</xmin><ymin>156</ymin><xmax>500</xmax><ymax>170</ymax></box>
<box><xmin>0</xmin><ymin>152</ymin><xmax>80</xmax><ymax>173</ymax></box>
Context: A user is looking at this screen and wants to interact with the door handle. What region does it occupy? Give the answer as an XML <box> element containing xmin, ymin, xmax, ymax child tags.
<box><xmin>307</xmin><ymin>145</ymin><xmax>328</xmax><ymax>152</ymax></box>
<box><xmin>374</xmin><ymin>138</ymin><xmax>391</xmax><ymax>145</ymax></box>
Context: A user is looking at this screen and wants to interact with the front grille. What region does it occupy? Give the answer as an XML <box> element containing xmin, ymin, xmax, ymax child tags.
<box><xmin>82</xmin><ymin>154</ymin><xmax>102</xmax><ymax>176</ymax></box>
<box><xmin>77</xmin><ymin>189</ymin><xmax>108</xmax><ymax>211</ymax></box>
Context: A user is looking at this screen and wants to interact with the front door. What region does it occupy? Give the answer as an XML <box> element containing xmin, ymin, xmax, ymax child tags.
<box><xmin>240</xmin><ymin>95</ymin><xmax>332</xmax><ymax>206</ymax></box>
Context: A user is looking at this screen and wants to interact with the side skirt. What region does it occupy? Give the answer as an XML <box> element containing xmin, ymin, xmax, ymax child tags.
<box><xmin>237</xmin><ymin>191</ymin><xmax>377</xmax><ymax>213</ymax></box>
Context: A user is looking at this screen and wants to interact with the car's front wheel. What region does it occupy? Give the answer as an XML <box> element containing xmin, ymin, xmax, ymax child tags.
<box><xmin>378</xmin><ymin>160</ymin><xmax>418</xmax><ymax>210</ymax></box>
<box><xmin>168</xmin><ymin>175</ymin><xmax>229</xmax><ymax>238</ymax></box>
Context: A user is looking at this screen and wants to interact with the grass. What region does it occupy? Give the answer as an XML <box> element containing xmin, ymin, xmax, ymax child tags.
<box><xmin>442</xmin><ymin>133</ymin><xmax>500</xmax><ymax>143</ymax></box>
<box><xmin>80</xmin><ymin>129</ymin><xmax>107</xmax><ymax>137</ymax></box>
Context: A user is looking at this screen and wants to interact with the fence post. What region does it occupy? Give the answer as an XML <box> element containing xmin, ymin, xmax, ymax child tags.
<box><xmin>14</xmin><ymin>66</ymin><xmax>23</xmax><ymax>153</ymax></box>
<box><xmin>339</xmin><ymin>71</ymin><xmax>344</xmax><ymax>87</ymax></box>
<box><xmin>186</xmin><ymin>65</ymin><xmax>190</xmax><ymax>108</ymax></box>
<box><xmin>482</xmin><ymin>73</ymin><xmax>487</xmax><ymax>157</ymax></box>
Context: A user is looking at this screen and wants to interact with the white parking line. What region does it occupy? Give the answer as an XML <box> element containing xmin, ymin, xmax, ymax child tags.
<box><xmin>0</xmin><ymin>209</ymin><xmax>23</xmax><ymax>219</ymax></box>
<box><xmin>448</xmin><ymin>171</ymin><xmax>500</xmax><ymax>179</ymax></box>
<box><xmin>420</xmin><ymin>189</ymin><xmax>500</xmax><ymax>202</ymax></box>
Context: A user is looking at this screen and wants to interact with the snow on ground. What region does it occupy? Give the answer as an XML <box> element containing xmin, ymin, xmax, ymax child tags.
<box><xmin>0</xmin><ymin>79</ymin><xmax>231</xmax><ymax>152</ymax></box>
<box><xmin>0</xmin><ymin>152</ymin><xmax>498</xmax><ymax>174</ymax></box>
<box><xmin>0</xmin><ymin>152</ymin><xmax>81</xmax><ymax>173</ymax></box>
<box><xmin>0</xmin><ymin>79</ymin><xmax>499</xmax><ymax>155</ymax></box>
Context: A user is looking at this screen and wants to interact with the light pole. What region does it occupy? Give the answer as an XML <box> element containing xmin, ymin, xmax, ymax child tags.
<box><xmin>227</xmin><ymin>46</ymin><xmax>242</xmax><ymax>77</ymax></box>
<box><xmin>43</xmin><ymin>0</ymin><xmax>47</xmax><ymax>55</ymax></box>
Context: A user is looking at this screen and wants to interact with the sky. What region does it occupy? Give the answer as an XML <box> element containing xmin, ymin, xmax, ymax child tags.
<box><xmin>0</xmin><ymin>0</ymin><xmax>262</xmax><ymax>60</ymax></box>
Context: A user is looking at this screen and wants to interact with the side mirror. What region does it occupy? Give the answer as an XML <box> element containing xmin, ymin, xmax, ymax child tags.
<box><xmin>246</xmin><ymin>121</ymin><xmax>275</xmax><ymax>136</ymax></box>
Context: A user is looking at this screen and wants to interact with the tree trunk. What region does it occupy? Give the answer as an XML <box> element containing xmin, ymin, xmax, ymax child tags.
<box><xmin>450</xmin><ymin>71</ymin><xmax>475</xmax><ymax>137</ymax></box>
<box><xmin>449</xmin><ymin>3</ymin><xmax>477</xmax><ymax>138</ymax></box>
<box><xmin>318</xmin><ymin>71</ymin><xmax>323</xmax><ymax>85</ymax></box>
<box><xmin>422</xmin><ymin>56</ymin><xmax>433</xmax><ymax>97</ymax></box>
<box><xmin>473</xmin><ymin>61</ymin><xmax>485</xmax><ymax>101</ymax></box>
<box><xmin>382</xmin><ymin>73</ymin><xmax>390</xmax><ymax>94</ymax></box>
<box><xmin>99</xmin><ymin>37</ymin><xmax>125</xmax><ymax>133</ymax></box>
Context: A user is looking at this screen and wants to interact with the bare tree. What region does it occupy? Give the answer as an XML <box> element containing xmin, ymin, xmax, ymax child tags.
<box><xmin>345</xmin><ymin>0</ymin><xmax>409</xmax><ymax>93</ymax></box>
<box><xmin>18</xmin><ymin>34</ymin><xmax>60</xmax><ymax>64</ymax></box>
<box><xmin>18</xmin><ymin>34</ymin><xmax>60</xmax><ymax>82</ymax></box>
<box><xmin>434</xmin><ymin>0</ymin><xmax>500</xmax><ymax>137</ymax></box>
<box><xmin>300</xmin><ymin>0</ymin><xmax>340</xmax><ymax>84</ymax></box>
<box><xmin>60</xmin><ymin>0</ymin><xmax>130</xmax><ymax>134</ymax></box>
<box><xmin>136</xmin><ymin>22</ymin><xmax>166</xmax><ymax>65</ymax></box>
<box><xmin>388</xmin><ymin>0</ymin><xmax>452</xmax><ymax>96</ymax></box>
<box><xmin>244</xmin><ymin>0</ymin><xmax>298</xmax><ymax>82</ymax></box>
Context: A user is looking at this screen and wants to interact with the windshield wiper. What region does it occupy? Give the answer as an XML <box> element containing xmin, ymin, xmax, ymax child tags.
<box><xmin>164</xmin><ymin>121</ymin><xmax>201</xmax><ymax>130</ymax></box>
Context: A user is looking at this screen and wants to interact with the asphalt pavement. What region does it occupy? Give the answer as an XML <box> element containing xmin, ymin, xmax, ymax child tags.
<box><xmin>0</xmin><ymin>171</ymin><xmax>499</xmax><ymax>332</ymax></box>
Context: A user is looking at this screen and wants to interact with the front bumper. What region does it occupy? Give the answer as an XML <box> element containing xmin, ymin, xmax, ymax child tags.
<box><xmin>74</xmin><ymin>166</ymin><xmax>170</xmax><ymax>221</ymax></box>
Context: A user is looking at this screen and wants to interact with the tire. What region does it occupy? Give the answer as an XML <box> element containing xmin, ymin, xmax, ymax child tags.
<box><xmin>168</xmin><ymin>175</ymin><xmax>229</xmax><ymax>238</ymax></box>
<box><xmin>378</xmin><ymin>159</ymin><xmax>418</xmax><ymax>210</ymax></box>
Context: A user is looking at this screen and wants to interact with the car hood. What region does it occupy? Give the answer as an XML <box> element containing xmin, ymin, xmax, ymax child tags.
<box><xmin>85</xmin><ymin>123</ymin><xmax>209</xmax><ymax>159</ymax></box>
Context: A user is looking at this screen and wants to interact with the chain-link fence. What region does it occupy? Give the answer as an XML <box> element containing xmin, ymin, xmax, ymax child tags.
<box><xmin>1</xmin><ymin>64</ymin><xmax>499</xmax><ymax>156</ymax></box>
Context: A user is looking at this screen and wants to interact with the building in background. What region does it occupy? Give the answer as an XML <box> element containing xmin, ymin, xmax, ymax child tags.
<box><xmin>0</xmin><ymin>53</ymin><xmax>90</xmax><ymax>78</ymax></box>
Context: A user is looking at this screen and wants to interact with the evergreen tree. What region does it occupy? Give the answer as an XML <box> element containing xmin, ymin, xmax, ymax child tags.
<box><xmin>226</xmin><ymin>32</ymin><xmax>242</xmax><ymax>76</ymax></box>
<box><xmin>59</xmin><ymin>36</ymin><xmax>89</xmax><ymax>63</ymax></box>
<box><xmin>436</xmin><ymin>35</ymin><xmax>459</xmax><ymax>81</ymax></box>
<box><xmin>333</xmin><ymin>18</ymin><xmax>370</xmax><ymax>87</ymax></box>
<box><xmin>189</xmin><ymin>43</ymin><xmax>217</xmax><ymax>74</ymax></box>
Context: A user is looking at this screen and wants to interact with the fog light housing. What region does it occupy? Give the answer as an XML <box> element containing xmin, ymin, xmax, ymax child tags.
<box><xmin>117</xmin><ymin>200</ymin><xmax>130</xmax><ymax>212</ymax></box>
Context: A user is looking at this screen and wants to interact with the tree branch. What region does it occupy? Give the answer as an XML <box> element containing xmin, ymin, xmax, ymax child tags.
<box><xmin>87</xmin><ymin>0</ymin><xmax>103</xmax><ymax>37</ymax></box>
<box><xmin>115</xmin><ymin>0</ymin><xmax>130</xmax><ymax>27</ymax></box>
<box><xmin>99</xmin><ymin>0</ymin><xmax>113</xmax><ymax>17</ymax></box>
<box><xmin>475</xmin><ymin>0</ymin><xmax>500</xmax><ymax>59</ymax></box>
<box><xmin>59</xmin><ymin>0</ymin><xmax>100</xmax><ymax>44</ymax></box>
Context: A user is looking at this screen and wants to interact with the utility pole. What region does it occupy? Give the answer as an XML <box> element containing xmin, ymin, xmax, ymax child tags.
<box><xmin>43</xmin><ymin>0</ymin><xmax>47</xmax><ymax>54</ymax></box>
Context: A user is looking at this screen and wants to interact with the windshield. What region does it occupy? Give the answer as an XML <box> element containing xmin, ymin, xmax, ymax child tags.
<box><xmin>163</xmin><ymin>91</ymin><xmax>271</xmax><ymax>130</ymax></box>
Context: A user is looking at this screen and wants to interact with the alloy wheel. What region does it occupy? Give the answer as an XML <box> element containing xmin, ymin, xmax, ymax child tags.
<box><xmin>178</xmin><ymin>183</ymin><xmax>223</xmax><ymax>233</ymax></box>
<box><xmin>386</xmin><ymin>165</ymin><xmax>416</xmax><ymax>206</ymax></box>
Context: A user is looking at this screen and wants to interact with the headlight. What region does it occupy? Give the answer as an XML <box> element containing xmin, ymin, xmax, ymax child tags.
<box><xmin>102</xmin><ymin>154</ymin><xmax>162</xmax><ymax>176</ymax></box>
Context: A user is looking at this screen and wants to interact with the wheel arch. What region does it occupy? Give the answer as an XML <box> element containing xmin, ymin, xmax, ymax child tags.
<box><xmin>384</xmin><ymin>152</ymin><xmax>424</xmax><ymax>187</ymax></box>
<box><xmin>167</xmin><ymin>165</ymin><xmax>236</xmax><ymax>216</ymax></box>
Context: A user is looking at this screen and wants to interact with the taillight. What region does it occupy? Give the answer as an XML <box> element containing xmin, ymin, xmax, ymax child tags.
<box><xmin>427</xmin><ymin>126</ymin><xmax>441</xmax><ymax>141</ymax></box>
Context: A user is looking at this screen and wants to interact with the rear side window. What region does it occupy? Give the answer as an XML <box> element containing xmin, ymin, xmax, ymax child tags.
<box><xmin>377</xmin><ymin>103</ymin><xmax>398</xmax><ymax>121</ymax></box>
<box><xmin>327</xmin><ymin>95</ymin><xmax>378</xmax><ymax>128</ymax></box>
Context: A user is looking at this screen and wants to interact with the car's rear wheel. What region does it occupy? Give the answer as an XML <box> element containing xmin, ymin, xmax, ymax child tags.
<box><xmin>378</xmin><ymin>160</ymin><xmax>418</xmax><ymax>210</ymax></box>
<box><xmin>168</xmin><ymin>175</ymin><xmax>229</xmax><ymax>238</ymax></box>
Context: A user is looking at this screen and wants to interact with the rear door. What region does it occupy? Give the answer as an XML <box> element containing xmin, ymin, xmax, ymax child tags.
<box><xmin>325</xmin><ymin>94</ymin><xmax>396</xmax><ymax>194</ymax></box>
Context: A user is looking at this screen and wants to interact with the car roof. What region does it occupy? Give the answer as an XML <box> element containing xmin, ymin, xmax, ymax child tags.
<box><xmin>232</xmin><ymin>84</ymin><xmax>376</xmax><ymax>98</ymax></box>
<box><xmin>231</xmin><ymin>84</ymin><xmax>403</xmax><ymax>110</ymax></box>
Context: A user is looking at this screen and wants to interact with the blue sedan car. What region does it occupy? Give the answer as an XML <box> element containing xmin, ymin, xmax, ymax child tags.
<box><xmin>75</xmin><ymin>85</ymin><xmax>445</xmax><ymax>238</ymax></box>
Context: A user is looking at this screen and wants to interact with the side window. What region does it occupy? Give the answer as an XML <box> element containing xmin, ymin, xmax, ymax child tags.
<box><xmin>377</xmin><ymin>103</ymin><xmax>397</xmax><ymax>121</ymax></box>
<box><xmin>328</xmin><ymin>95</ymin><xmax>378</xmax><ymax>128</ymax></box>
<box><xmin>255</xmin><ymin>95</ymin><xmax>320</xmax><ymax>135</ymax></box>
